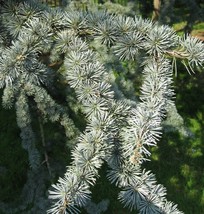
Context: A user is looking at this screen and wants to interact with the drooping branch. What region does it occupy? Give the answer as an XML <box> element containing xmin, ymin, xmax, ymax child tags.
<box><xmin>0</xmin><ymin>1</ymin><xmax>203</xmax><ymax>214</ymax></box>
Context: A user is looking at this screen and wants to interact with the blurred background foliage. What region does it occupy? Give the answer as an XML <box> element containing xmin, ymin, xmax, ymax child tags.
<box><xmin>0</xmin><ymin>0</ymin><xmax>204</xmax><ymax>213</ymax></box>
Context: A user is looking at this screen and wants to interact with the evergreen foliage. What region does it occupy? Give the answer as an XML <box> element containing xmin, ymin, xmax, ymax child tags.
<box><xmin>0</xmin><ymin>0</ymin><xmax>204</xmax><ymax>213</ymax></box>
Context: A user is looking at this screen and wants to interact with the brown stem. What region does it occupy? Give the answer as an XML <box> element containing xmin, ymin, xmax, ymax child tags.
<box><xmin>165</xmin><ymin>50</ymin><xmax>189</xmax><ymax>59</ymax></box>
<box><xmin>152</xmin><ymin>0</ymin><xmax>161</xmax><ymax>21</ymax></box>
<box><xmin>38</xmin><ymin>116</ymin><xmax>52</xmax><ymax>177</ymax></box>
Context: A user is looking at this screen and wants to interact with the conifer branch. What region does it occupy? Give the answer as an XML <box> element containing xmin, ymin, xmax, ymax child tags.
<box><xmin>0</xmin><ymin>1</ymin><xmax>203</xmax><ymax>213</ymax></box>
